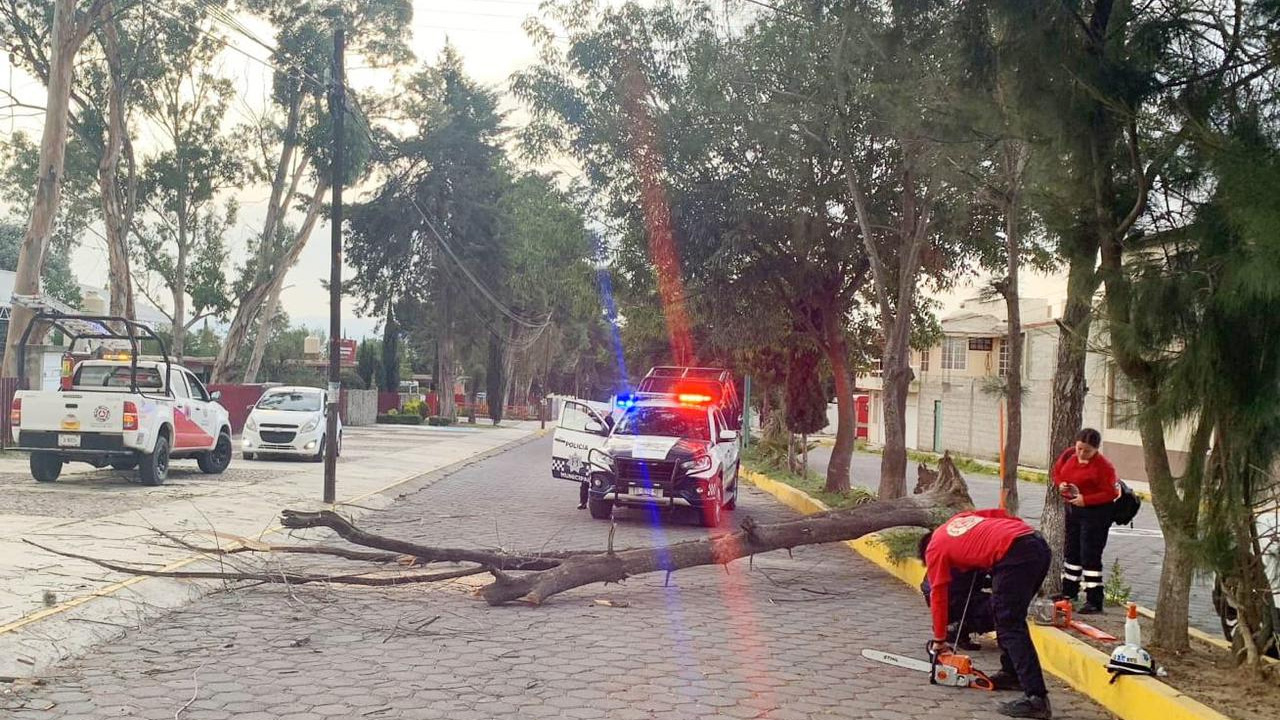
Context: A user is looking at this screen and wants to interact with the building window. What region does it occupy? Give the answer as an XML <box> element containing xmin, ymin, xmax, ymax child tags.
<box><xmin>1107</xmin><ymin>366</ymin><xmax>1140</xmax><ymax>430</ymax></box>
<box><xmin>968</xmin><ymin>337</ymin><xmax>994</xmax><ymax>352</ymax></box>
<box><xmin>941</xmin><ymin>337</ymin><xmax>967</xmax><ymax>370</ymax></box>
<box><xmin>919</xmin><ymin>348</ymin><xmax>930</xmax><ymax>372</ymax></box>
<box><xmin>999</xmin><ymin>335</ymin><xmax>1024</xmax><ymax>377</ymax></box>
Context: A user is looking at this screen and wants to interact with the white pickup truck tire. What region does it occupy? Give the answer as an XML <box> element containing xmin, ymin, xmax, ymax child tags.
<box><xmin>139</xmin><ymin>435</ymin><xmax>171</xmax><ymax>486</ymax></box>
<box><xmin>198</xmin><ymin>432</ymin><xmax>233</xmax><ymax>474</ymax></box>
<box><xmin>30</xmin><ymin>452</ymin><xmax>63</xmax><ymax>483</ymax></box>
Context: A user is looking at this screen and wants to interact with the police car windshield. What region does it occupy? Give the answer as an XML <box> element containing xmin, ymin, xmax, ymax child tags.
<box><xmin>257</xmin><ymin>392</ymin><xmax>322</xmax><ymax>412</ymax></box>
<box><xmin>614</xmin><ymin>407</ymin><xmax>709</xmax><ymax>440</ymax></box>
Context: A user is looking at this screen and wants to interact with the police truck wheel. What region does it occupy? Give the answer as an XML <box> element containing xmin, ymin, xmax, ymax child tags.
<box><xmin>588</xmin><ymin>497</ymin><xmax>613</xmax><ymax>520</ymax></box>
<box><xmin>30</xmin><ymin>452</ymin><xmax>62</xmax><ymax>483</ymax></box>
<box><xmin>724</xmin><ymin>471</ymin><xmax>739</xmax><ymax>510</ymax></box>
<box><xmin>700</xmin><ymin>484</ymin><xmax>723</xmax><ymax>528</ymax></box>
<box><xmin>139</xmin><ymin>436</ymin><xmax>170</xmax><ymax>486</ymax></box>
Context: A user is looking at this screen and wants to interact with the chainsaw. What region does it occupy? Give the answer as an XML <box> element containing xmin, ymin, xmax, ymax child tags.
<box><xmin>1049</xmin><ymin>598</ymin><xmax>1116</xmax><ymax>642</ymax></box>
<box><xmin>862</xmin><ymin>647</ymin><xmax>995</xmax><ymax>691</ymax></box>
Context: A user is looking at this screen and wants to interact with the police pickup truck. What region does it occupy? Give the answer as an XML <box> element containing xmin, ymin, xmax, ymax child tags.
<box><xmin>552</xmin><ymin>392</ymin><xmax>740</xmax><ymax>527</ymax></box>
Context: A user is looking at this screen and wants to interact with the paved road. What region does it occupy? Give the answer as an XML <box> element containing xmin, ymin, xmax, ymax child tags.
<box><xmin>0</xmin><ymin>422</ymin><xmax>541</xmax><ymax>678</ymax></box>
<box><xmin>807</xmin><ymin>445</ymin><xmax>1221</xmax><ymax>635</ymax></box>
<box><xmin>1</xmin><ymin>437</ymin><xmax>1113</xmax><ymax>719</ymax></box>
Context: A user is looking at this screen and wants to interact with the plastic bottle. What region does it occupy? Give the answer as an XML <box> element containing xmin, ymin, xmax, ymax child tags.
<box><xmin>1124</xmin><ymin>602</ymin><xmax>1141</xmax><ymax>647</ymax></box>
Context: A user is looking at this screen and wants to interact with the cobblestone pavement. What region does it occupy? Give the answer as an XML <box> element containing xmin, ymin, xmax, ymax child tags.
<box><xmin>809</xmin><ymin>446</ymin><xmax>1219</xmax><ymax>635</ymax></box>
<box><xmin>1</xmin><ymin>437</ymin><xmax>1113</xmax><ymax>719</ymax></box>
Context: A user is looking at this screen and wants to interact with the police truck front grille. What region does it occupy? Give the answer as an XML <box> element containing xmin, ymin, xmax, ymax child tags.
<box><xmin>616</xmin><ymin>459</ymin><xmax>676</xmax><ymax>484</ymax></box>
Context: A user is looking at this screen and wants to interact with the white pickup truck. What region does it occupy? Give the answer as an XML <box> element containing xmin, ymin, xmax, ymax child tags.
<box><xmin>10</xmin><ymin>359</ymin><xmax>233</xmax><ymax>485</ymax></box>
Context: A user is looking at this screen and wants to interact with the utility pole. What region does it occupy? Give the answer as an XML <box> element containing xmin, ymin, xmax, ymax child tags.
<box><xmin>323</xmin><ymin>20</ymin><xmax>345</xmax><ymax>504</ymax></box>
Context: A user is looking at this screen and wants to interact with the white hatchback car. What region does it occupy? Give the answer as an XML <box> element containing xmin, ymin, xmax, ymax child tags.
<box><xmin>241</xmin><ymin>386</ymin><xmax>342</xmax><ymax>461</ymax></box>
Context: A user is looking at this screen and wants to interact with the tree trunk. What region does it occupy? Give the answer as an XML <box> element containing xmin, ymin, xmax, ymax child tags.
<box><xmin>438</xmin><ymin>286</ymin><xmax>457</xmax><ymax>418</ymax></box>
<box><xmin>879</xmin><ymin>353</ymin><xmax>913</xmax><ymax>500</ymax></box>
<box><xmin>382</xmin><ymin>304</ymin><xmax>400</xmax><ymax>393</ymax></box>
<box><xmin>1153</xmin><ymin>526</ymin><xmax>1197</xmax><ymax>650</ymax></box>
<box><xmin>97</xmin><ymin>3</ymin><xmax>135</xmax><ymax>321</ymax></box>
<box><xmin>172</xmin><ymin>218</ymin><xmax>188</xmax><ymax>358</ymax></box>
<box><xmin>999</xmin><ymin>139</ymin><xmax>1028</xmax><ymax>516</ymax></box>
<box><xmin>2</xmin><ymin>0</ymin><xmax>87</xmax><ymax>377</ymax></box>
<box><xmin>209</xmin><ymin>97</ymin><xmax>305</xmax><ymax>383</ymax></box>
<box><xmin>821</xmin><ymin>310</ymin><xmax>854</xmax><ymax>493</ymax></box>
<box><xmin>240</xmin><ymin>181</ymin><xmax>329</xmax><ymax>383</ymax></box>
<box><xmin>1040</xmin><ymin>247</ymin><xmax>1100</xmax><ymax>595</ymax></box>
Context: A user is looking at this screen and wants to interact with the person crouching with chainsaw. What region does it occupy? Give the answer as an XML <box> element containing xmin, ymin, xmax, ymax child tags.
<box><xmin>920</xmin><ymin>569</ymin><xmax>994</xmax><ymax>650</ymax></box>
<box><xmin>920</xmin><ymin>508</ymin><xmax>1053</xmax><ymax>719</ymax></box>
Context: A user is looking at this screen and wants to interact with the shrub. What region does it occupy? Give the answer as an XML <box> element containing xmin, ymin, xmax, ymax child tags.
<box><xmin>427</xmin><ymin>415</ymin><xmax>455</xmax><ymax>426</ymax></box>
<box><xmin>402</xmin><ymin>398</ymin><xmax>425</xmax><ymax>417</ymax></box>
<box><xmin>377</xmin><ymin>414</ymin><xmax>422</xmax><ymax>425</ymax></box>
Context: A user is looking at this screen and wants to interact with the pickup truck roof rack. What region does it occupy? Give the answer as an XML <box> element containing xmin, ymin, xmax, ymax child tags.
<box><xmin>13</xmin><ymin>305</ymin><xmax>172</xmax><ymax>396</ymax></box>
<box><xmin>644</xmin><ymin>366</ymin><xmax>733</xmax><ymax>381</ymax></box>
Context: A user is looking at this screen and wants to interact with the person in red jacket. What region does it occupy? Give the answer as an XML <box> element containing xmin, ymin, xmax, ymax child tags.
<box><xmin>1052</xmin><ymin>428</ymin><xmax>1120</xmax><ymax>613</ymax></box>
<box><xmin>919</xmin><ymin>509</ymin><xmax>1053</xmax><ymax>719</ymax></box>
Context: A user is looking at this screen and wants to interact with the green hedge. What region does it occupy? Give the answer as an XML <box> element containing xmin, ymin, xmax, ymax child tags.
<box><xmin>427</xmin><ymin>416</ymin><xmax>455</xmax><ymax>426</ymax></box>
<box><xmin>377</xmin><ymin>414</ymin><xmax>423</xmax><ymax>425</ymax></box>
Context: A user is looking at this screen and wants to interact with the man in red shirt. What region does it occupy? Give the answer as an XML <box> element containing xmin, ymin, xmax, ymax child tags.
<box><xmin>920</xmin><ymin>509</ymin><xmax>1053</xmax><ymax>719</ymax></box>
<box><xmin>1052</xmin><ymin>428</ymin><xmax>1121</xmax><ymax>613</ymax></box>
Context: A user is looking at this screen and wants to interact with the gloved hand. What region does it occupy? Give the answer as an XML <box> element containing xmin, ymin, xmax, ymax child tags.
<box><xmin>927</xmin><ymin>638</ymin><xmax>953</xmax><ymax>658</ymax></box>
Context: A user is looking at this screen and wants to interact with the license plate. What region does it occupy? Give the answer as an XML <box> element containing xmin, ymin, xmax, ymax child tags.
<box><xmin>633</xmin><ymin>486</ymin><xmax>656</xmax><ymax>497</ymax></box>
<box><xmin>58</xmin><ymin>434</ymin><xmax>81</xmax><ymax>447</ymax></box>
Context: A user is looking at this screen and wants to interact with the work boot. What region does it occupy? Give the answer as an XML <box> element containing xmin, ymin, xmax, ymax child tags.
<box><xmin>955</xmin><ymin>634</ymin><xmax>982</xmax><ymax>651</ymax></box>
<box><xmin>988</xmin><ymin>670</ymin><xmax>1023</xmax><ymax>692</ymax></box>
<box><xmin>1077</xmin><ymin>603</ymin><xmax>1104</xmax><ymax>615</ymax></box>
<box><xmin>998</xmin><ymin>694</ymin><xmax>1052</xmax><ymax>719</ymax></box>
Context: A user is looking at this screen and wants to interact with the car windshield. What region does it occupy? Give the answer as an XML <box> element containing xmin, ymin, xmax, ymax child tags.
<box><xmin>613</xmin><ymin>407</ymin><xmax>709</xmax><ymax>440</ymax></box>
<box><xmin>74</xmin><ymin>365</ymin><xmax>163</xmax><ymax>390</ymax></box>
<box><xmin>257</xmin><ymin>392</ymin><xmax>322</xmax><ymax>412</ymax></box>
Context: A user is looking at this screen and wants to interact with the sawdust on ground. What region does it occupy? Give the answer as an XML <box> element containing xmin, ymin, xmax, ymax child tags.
<box><xmin>1070</xmin><ymin>610</ymin><xmax>1279</xmax><ymax>720</ymax></box>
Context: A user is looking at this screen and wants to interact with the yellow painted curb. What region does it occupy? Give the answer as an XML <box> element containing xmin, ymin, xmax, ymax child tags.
<box><xmin>742</xmin><ymin>466</ymin><xmax>1235</xmax><ymax>720</ymax></box>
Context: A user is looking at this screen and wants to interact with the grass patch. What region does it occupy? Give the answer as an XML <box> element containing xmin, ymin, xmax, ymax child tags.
<box><xmin>861</xmin><ymin>445</ymin><xmax>1049</xmax><ymax>485</ymax></box>
<box><xmin>877</xmin><ymin>528</ymin><xmax>930</xmax><ymax>564</ymax></box>
<box><xmin>742</xmin><ymin>447</ymin><xmax>877</xmax><ymax>510</ymax></box>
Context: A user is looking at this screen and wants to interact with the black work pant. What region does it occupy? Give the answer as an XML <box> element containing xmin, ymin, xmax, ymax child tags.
<box><xmin>1061</xmin><ymin>503</ymin><xmax>1114</xmax><ymax>607</ymax></box>
<box><xmin>579</xmin><ymin>480</ymin><xmax>589</xmax><ymax>505</ymax></box>
<box><xmin>993</xmin><ymin>533</ymin><xmax>1051</xmax><ymax>698</ymax></box>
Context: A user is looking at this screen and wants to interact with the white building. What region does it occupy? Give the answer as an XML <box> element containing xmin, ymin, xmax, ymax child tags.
<box><xmin>857</xmin><ymin>295</ymin><xmax>1194</xmax><ymax>483</ymax></box>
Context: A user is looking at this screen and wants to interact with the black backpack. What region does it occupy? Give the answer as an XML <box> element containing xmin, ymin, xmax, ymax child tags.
<box><xmin>1112</xmin><ymin>481</ymin><xmax>1141</xmax><ymax>526</ymax></box>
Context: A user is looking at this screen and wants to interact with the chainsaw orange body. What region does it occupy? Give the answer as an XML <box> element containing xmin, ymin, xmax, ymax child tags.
<box><xmin>931</xmin><ymin>652</ymin><xmax>995</xmax><ymax>691</ymax></box>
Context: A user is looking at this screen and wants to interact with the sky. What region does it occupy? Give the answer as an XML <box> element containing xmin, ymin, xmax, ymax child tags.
<box><xmin>0</xmin><ymin>0</ymin><xmax>1068</xmax><ymax>341</ymax></box>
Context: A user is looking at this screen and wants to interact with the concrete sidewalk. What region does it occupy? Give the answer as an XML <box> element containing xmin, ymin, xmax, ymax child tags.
<box><xmin>0</xmin><ymin>421</ymin><xmax>542</xmax><ymax>678</ymax></box>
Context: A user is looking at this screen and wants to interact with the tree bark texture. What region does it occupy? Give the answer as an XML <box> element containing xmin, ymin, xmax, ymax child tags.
<box><xmin>821</xmin><ymin>313</ymin><xmax>855</xmax><ymax>493</ymax></box>
<box><xmin>846</xmin><ymin>145</ymin><xmax>931</xmax><ymax>500</ymax></box>
<box><xmin>998</xmin><ymin>139</ymin><xmax>1029</xmax><ymax>517</ymax></box>
<box><xmin>438</xmin><ymin>285</ymin><xmax>457</xmax><ymax>418</ymax></box>
<box><xmin>1041</xmin><ymin>248</ymin><xmax>1100</xmax><ymax>594</ymax></box>
<box><xmin>2</xmin><ymin>0</ymin><xmax>92</xmax><ymax>377</ymax></box>
<box><xmin>97</xmin><ymin>3</ymin><xmax>136</xmax><ymax>321</ymax></box>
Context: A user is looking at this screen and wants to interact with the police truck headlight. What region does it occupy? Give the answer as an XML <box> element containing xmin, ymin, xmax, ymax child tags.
<box><xmin>681</xmin><ymin>454</ymin><xmax>712</xmax><ymax>474</ymax></box>
<box><xmin>588</xmin><ymin>448</ymin><xmax>615</xmax><ymax>473</ymax></box>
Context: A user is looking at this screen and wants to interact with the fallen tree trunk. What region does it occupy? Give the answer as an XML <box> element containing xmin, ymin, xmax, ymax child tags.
<box><xmin>25</xmin><ymin>455</ymin><xmax>973</xmax><ymax>605</ymax></box>
<box><xmin>480</xmin><ymin>498</ymin><xmax>940</xmax><ymax>605</ymax></box>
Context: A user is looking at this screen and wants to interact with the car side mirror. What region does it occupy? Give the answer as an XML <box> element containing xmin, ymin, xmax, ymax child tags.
<box><xmin>585</xmin><ymin>419</ymin><xmax>607</xmax><ymax>435</ymax></box>
<box><xmin>211</xmin><ymin>390</ymin><xmax>222</xmax><ymax>401</ymax></box>
<box><xmin>719</xmin><ymin>429</ymin><xmax>739</xmax><ymax>443</ymax></box>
